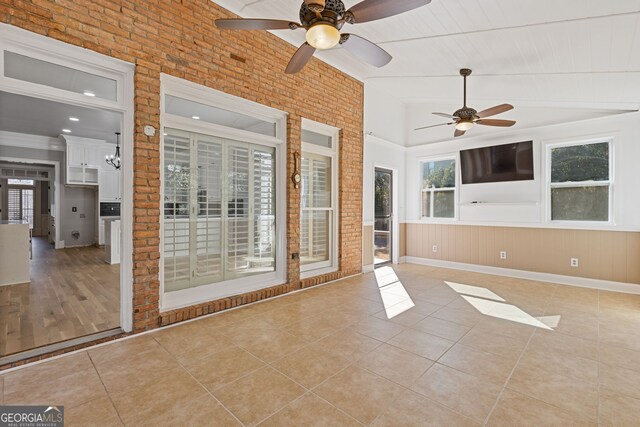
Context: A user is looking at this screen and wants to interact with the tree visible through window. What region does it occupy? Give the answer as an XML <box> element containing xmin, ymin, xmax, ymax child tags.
<box><xmin>421</xmin><ymin>159</ymin><xmax>456</xmax><ymax>218</ymax></box>
<box><xmin>550</xmin><ymin>141</ymin><xmax>611</xmax><ymax>221</ymax></box>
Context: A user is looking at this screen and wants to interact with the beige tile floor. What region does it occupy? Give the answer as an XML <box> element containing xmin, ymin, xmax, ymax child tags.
<box><xmin>2</xmin><ymin>263</ymin><xmax>640</xmax><ymax>426</ymax></box>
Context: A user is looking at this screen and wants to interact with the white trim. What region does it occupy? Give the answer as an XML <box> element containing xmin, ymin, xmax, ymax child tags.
<box><xmin>405</xmin><ymin>256</ymin><xmax>640</xmax><ymax>295</ymax></box>
<box><xmin>403</xmin><ymin>219</ymin><xmax>640</xmax><ymax>232</ymax></box>
<box><xmin>399</xmin><ymin>256</ymin><xmax>408</xmax><ymax>264</ymax></box>
<box><xmin>0</xmin><ymin>131</ymin><xmax>65</xmax><ymax>152</ymax></box>
<box><xmin>0</xmin><ymin>24</ymin><xmax>136</xmax><ymax>333</ymax></box>
<box><xmin>362</xmin><ymin>264</ymin><xmax>374</xmax><ymax>273</ymax></box>
<box><xmin>159</xmin><ymin>75</ymin><xmax>288</xmax><ymax>312</ymax></box>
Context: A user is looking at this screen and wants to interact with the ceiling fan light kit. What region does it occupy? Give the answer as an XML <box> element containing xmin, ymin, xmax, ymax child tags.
<box><xmin>215</xmin><ymin>0</ymin><xmax>431</xmax><ymax>73</ymax></box>
<box><xmin>306</xmin><ymin>23</ymin><xmax>341</xmax><ymax>49</ymax></box>
<box><xmin>415</xmin><ymin>68</ymin><xmax>517</xmax><ymax>138</ymax></box>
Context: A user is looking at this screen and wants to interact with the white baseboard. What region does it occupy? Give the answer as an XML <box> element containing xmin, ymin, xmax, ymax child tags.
<box><xmin>399</xmin><ymin>256</ymin><xmax>407</xmax><ymax>264</ymax></box>
<box><xmin>404</xmin><ymin>256</ymin><xmax>640</xmax><ymax>295</ymax></box>
<box><xmin>362</xmin><ymin>264</ymin><xmax>374</xmax><ymax>273</ymax></box>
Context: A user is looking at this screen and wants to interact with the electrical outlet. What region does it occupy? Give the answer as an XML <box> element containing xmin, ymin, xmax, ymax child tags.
<box><xmin>571</xmin><ymin>258</ymin><xmax>579</xmax><ymax>268</ymax></box>
<box><xmin>432</xmin><ymin>245</ymin><xmax>438</xmax><ymax>253</ymax></box>
<box><xmin>500</xmin><ymin>251</ymin><xmax>507</xmax><ymax>260</ymax></box>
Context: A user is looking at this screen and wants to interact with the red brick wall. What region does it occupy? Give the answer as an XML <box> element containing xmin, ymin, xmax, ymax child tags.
<box><xmin>1</xmin><ymin>0</ymin><xmax>363</xmax><ymax>332</ymax></box>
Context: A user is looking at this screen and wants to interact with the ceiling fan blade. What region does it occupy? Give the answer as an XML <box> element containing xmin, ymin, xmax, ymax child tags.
<box><xmin>476</xmin><ymin>119</ymin><xmax>516</xmax><ymax>127</ymax></box>
<box><xmin>414</xmin><ymin>122</ymin><xmax>454</xmax><ymax>131</ymax></box>
<box><xmin>340</xmin><ymin>34</ymin><xmax>391</xmax><ymax>67</ymax></box>
<box><xmin>346</xmin><ymin>0</ymin><xmax>431</xmax><ymax>24</ymax></box>
<box><xmin>476</xmin><ymin>103</ymin><xmax>513</xmax><ymax>118</ymax></box>
<box><xmin>433</xmin><ymin>112</ymin><xmax>457</xmax><ymax>119</ymax></box>
<box><xmin>216</xmin><ymin>19</ymin><xmax>298</xmax><ymax>31</ymax></box>
<box><xmin>454</xmin><ymin>129</ymin><xmax>466</xmax><ymax>137</ymax></box>
<box><xmin>285</xmin><ymin>43</ymin><xmax>316</xmax><ymax>74</ymax></box>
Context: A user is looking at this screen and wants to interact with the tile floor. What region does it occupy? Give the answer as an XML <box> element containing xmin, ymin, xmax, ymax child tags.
<box><xmin>2</xmin><ymin>264</ymin><xmax>640</xmax><ymax>426</ymax></box>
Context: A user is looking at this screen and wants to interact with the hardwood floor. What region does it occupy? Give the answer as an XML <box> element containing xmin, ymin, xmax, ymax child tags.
<box><xmin>0</xmin><ymin>237</ymin><xmax>120</xmax><ymax>356</ymax></box>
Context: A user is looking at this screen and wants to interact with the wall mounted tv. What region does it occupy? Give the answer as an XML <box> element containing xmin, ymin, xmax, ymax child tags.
<box><xmin>460</xmin><ymin>140</ymin><xmax>534</xmax><ymax>184</ymax></box>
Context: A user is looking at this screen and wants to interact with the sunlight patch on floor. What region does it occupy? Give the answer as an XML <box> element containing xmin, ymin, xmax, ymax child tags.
<box><xmin>375</xmin><ymin>266</ymin><xmax>415</xmax><ymax>319</ymax></box>
<box><xmin>445</xmin><ymin>281</ymin><xmax>505</xmax><ymax>302</ymax></box>
<box><xmin>445</xmin><ymin>281</ymin><xmax>558</xmax><ymax>331</ymax></box>
<box><xmin>462</xmin><ymin>295</ymin><xmax>553</xmax><ymax>330</ymax></box>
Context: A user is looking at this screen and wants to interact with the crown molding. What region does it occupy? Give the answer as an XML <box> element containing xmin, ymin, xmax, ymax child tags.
<box><xmin>0</xmin><ymin>131</ymin><xmax>65</xmax><ymax>152</ymax></box>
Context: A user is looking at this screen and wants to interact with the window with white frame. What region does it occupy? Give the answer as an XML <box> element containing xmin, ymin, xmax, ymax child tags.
<box><xmin>548</xmin><ymin>140</ymin><xmax>612</xmax><ymax>222</ymax></box>
<box><xmin>161</xmin><ymin>75</ymin><xmax>285</xmax><ymax>307</ymax></box>
<box><xmin>300</xmin><ymin>124</ymin><xmax>338</xmax><ymax>274</ymax></box>
<box><xmin>421</xmin><ymin>158</ymin><xmax>456</xmax><ymax>218</ymax></box>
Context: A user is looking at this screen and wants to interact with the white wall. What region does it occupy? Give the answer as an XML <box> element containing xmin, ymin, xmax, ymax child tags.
<box><xmin>364</xmin><ymin>84</ymin><xmax>406</xmax><ymax>145</ymax></box>
<box><xmin>404</xmin><ymin>111</ymin><xmax>640</xmax><ymax>230</ymax></box>
<box><xmin>362</xmin><ymin>135</ymin><xmax>406</xmax><ymax>224</ymax></box>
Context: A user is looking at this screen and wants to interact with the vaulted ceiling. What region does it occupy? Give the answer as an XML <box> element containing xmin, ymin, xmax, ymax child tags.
<box><xmin>215</xmin><ymin>0</ymin><xmax>640</xmax><ymax>145</ymax></box>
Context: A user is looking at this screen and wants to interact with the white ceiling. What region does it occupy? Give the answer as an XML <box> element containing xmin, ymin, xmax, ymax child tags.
<box><xmin>213</xmin><ymin>0</ymin><xmax>640</xmax><ymax>145</ymax></box>
<box><xmin>0</xmin><ymin>91</ymin><xmax>122</xmax><ymax>143</ymax></box>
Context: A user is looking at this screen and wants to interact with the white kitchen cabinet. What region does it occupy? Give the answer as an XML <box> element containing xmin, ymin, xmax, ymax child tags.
<box><xmin>99</xmin><ymin>169</ymin><xmax>121</xmax><ymax>201</ymax></box>
<box><xmin>65</xmin><ymin>140</ymin><xmax>99</xmax><ymax>185</ymax></box>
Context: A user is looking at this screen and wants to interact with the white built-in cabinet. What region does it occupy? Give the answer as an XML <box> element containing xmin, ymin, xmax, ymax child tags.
<box><xmin>65</xmin><ymin>139</ymin><xmax>100</xmax><ymax>185</ymax></box>
<box><xmin>99</xmin><ymin>168</ymin><xmax>121</xmax><ymax>201</ymax></box>
<box><xmin>62</xmin><ymin>136</ymin><xmax>121</xmax><ymax>200</ymax></box>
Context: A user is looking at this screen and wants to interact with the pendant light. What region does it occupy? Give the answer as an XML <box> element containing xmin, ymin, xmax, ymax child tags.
<box><xmin>106</xmin><ymin>132</ymin><xmax>121</xmax><ymax>170</ymax></box>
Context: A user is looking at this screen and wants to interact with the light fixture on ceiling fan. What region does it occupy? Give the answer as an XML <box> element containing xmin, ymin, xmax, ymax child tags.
<box><xmin>415</xmin><ymin>68</ymin><xmax>516</xmax><ymax>137</ymax></box>
<box><xmin>215</xmin><ymin>0</ymin><xmax>431</xmax><ymax>74</ymax></box>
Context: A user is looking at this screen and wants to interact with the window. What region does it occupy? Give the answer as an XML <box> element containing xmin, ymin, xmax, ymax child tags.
<box><xmin>421</xmin><ymin>158</ymin><xmax>456</xmax><ymax>218</ymax></box>
<box><xmin>300</xmin><ymin>124</ymin><xmax>338</xmax><ymax>275</ymax></box>
<box><xmin>8</xmin><ymin>181</ymin><xmax>35</xmax><ymax>226</ymax></box>
<box><xmin>549</xmin><ymin>140</ymin><xmax>612</xmax><ymax>222</ymax></box>
<box><xmin>4</xmin><ymin>51</ymin><xmax>118</xmax><ymax>101</ymax></box>
<box><xmin>161</xmin><ymin>74</ymin><xmax>286</xmax><ymax>308</ymax></box>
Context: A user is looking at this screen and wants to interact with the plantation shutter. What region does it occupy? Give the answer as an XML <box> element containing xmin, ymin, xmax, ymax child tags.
<box><xmin>195</xmin><ymin>136</ymin><xmax>223</xmax><ymax>284</ymax></box>
<box><xmin>252</xmin><ymin>147</ymin><xmax>276</xmax><ymax>263</ymax></box>
<box><xmin>163</xmin><ymin>132</ymin><xmax>192</xmax><ymax>291</ymax></box>
<box><xmin>300</xmin><ymin>153</ymin><xmax>331</xmax><ymax>264</ymax></box>
<box><xmin>164</xmin><ymin>129</ymin><xmax>277</xmax><ymax>292</ymax></box>
<box><xmin>225</xmin><ymin>144</ymin><xmax>251</xmax><ymax>277</ymax></box>
<box><xmin>8</xmin><ymin>188</ymin><xmax>21</xmax><ymax>221</ymax></box>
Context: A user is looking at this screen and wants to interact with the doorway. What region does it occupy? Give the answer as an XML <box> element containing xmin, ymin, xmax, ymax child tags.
<box><xmin>0</xmin><ymin>23</ymin><xmax>134</xmax><ymax>363</ymax></box>
<box><xmin>374</xmin><ymin>167</ymin><xmax>393</xmax><ymax>266</ymax></box>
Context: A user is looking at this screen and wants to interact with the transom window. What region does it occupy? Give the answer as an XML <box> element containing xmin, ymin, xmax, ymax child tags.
<box><xmin>421</xmin><ymin>158</ymin><xmax>456</xmax><ymax>219</ymax></box>
<box><xmin>548</xmin><ymin>140</ymin><xmax>612</xmax><ymax>222</ymax></box>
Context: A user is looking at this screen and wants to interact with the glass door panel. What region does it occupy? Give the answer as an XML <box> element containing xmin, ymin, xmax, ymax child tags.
<box><xmin>374</xmin><ymin>168</ymin><xmax>392</xmax><ymax>266</ymax></box>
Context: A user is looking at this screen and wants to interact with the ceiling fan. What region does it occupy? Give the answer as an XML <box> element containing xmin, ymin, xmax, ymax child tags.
<box><xmin>215</xmin><ymin>0</ymin><xmax>431</xmax><ymax>74</ymax></box>
<box><xmin>415</xmin><ymin>68</ymin><xmax>516</xmax><ymax>138</ymax></box>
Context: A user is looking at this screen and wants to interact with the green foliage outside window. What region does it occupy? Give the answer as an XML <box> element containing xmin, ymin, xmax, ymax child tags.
<box><xmin>551</xmin><ymin>142</ymin><xmax>609</xmax><ymax>182</ymax></box>
<box><xmin>423</xmin><ymin>159</ymin><xmax>456</xmax><ymax>189</ymax></box>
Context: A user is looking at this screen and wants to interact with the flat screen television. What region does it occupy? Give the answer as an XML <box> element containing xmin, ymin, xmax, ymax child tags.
<box><xmin>460</xmin><ymin>140</ymin><xmax>534</xmax><ymax>184</ymax></box>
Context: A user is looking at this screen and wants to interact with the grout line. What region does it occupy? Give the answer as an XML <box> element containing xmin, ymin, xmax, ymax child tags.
<box><xmin>156</xmin><ymin>338</ymin><xmax>246</xmax><ymax>427</ymax></box>
<box><xmin>86</xmin><ymin>352</ymin><xmax>126</xmax><ymax>426</ymax></box>
<box><xmin>482</xmin><ymin>323</ymin><xmax>538</xmax><ymax>425</ymax></box>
